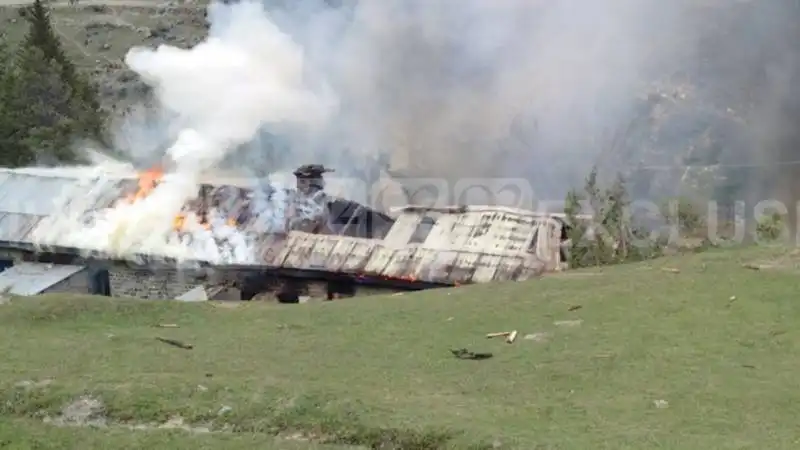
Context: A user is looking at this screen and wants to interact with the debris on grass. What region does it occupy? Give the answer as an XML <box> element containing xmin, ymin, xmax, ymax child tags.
<box><xmin>661</xmin><ymin>267</ymin><xmax>680</xmax><ymax>273</ymax></box>
<box><xmin>486</xmin><ymin>331</ymin><xmax>512</xmax><ymax>339</ymax></box>
<box><xmin>523</xmin><ymin>332</ymin><xmax>551</xmax><ymax>342</ymax></box>
<box><xmin>653</xmin><ymin>399</ymin><xmax>669</xmax><ymax>409</ymax></box>
<box><xmin>742</xmin><ymin>262</ymin><xmax>779</xmax><ymax>271</ymax></box>
<box><xmin>506</xmin><ymin>330</ymin><xmax>518</xmax><ymax>344</ymax></box>
<box><xmin>155</xmin><ymin>337</ymin><xmax>193</xmax><ymax>350</ymax></box>
<box><xmin>568</xmin><ymin>305</ymin><xmax>583</xmax><ymax>311</ymax></box>
<box><xmin>554</xmin><ymin>319</ymin><xmax>583</xmax><ymax>327</ymax></box>
<box><xmin>14</xmin><ymin>379</ymin><xmax>53</xmax><ymax>389</ymax></box>
<box><xmin>450</xmin><ymin>348</ymin><xmax>493</xmax><ymax>360</ymax></box>
<box><xmin>155</xmin><ymin>323</ymin><xmax>179</xmax><ymax>328</ymax></box>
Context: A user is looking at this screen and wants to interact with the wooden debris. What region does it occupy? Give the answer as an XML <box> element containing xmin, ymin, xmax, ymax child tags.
<box><xmin>506</xmin><ymin>330</ymin><xmax>518</xmax><ymax>344</ymax></box>
<box><xmin>156</xmin><ymin>323</ymin><xmax>179</xmax><ymax>328</ymax></box>
<box><xmin>156</xmin><ymin>337</ymin><xmax>193</xmax><ymax>350</ymax></box>
<box><xmin>661</xmin><ymin>267</ymin><xmax>680</xmax><ymax>273</ymax></box>
<box><xmin>450</xmin><ymin>348</ymin><xmax>493</xmax><ymax>360</ymax></box>
<box><xmin>568</xmin><ymin>305</ymin><xmax>583</xmax><ymax>311</ymax></box>
<box><xmin>742</xmin><ymin>263</ymin><xmax>769</xmax><ymax>271</ymax></box>
<box><xmin>486</xmin><ymin>331</ymin><xmax>512</xmax><ymax>338</ymax></box>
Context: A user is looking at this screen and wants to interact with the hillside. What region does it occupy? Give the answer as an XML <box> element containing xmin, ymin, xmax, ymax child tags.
<box><xmin>1</xmin><ymin>245</ymin><xmax>799</xmax><ymax>449</ymax></box>
<box><xmin>0</xmin><ymin>1</ymin><xmax>208</xmax><ymax>112</ymax></box>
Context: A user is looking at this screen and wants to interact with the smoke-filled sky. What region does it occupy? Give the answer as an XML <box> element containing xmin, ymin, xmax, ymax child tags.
<box><xmin>117</xmin><ymin>0</ymin><xmax>800</xmax><ymax>204</ymax></box>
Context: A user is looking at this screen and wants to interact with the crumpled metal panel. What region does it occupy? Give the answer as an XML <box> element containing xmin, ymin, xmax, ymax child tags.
<box><xmin>472</xmin><ymin>254</ymin><xmax>501</xmax><ymax>283</ymax></box>
<box><xmin>422</xmin><ymin>214</ymin><xmax>457</xmax><ymax>249</ymax></box>
<box><xmin>515</xmin><ymin>258</ymin><xmax>547</xmax><ymax>282</ymax></box>
<box><xmin>303</xmin><ymin>235</ymin><xmax>337</xmax><ymax>269</ymax></box>
<box><xmin>338</xmin><ymin>239</ymin><xmax>376</xmax><ymax>273</ymax></box>
<box><xmin>382</xmin><ymin>213</ymin><xmax>423</xmax><ymax>248</ymax></box>
<box><xmin>325</xmin><ymin>238</ymin><xmax>356</xmax><ymax>272</ymax></box>
<box><xmin>493</xmin><ymin>256</ymin><xmax>525</xmax><ymax>282</ymax></box>
<box><xmin>256</xmin><ymin>234</ymin><xmax>288</xmax><ymax>266</ymax></box>
<box><xmin>449</xmin><ymin>252</ymin><xmax>480</xmax><ymax>283</ymax></box>
<box><xmin>267</xmin><ymin>233</ymin><xmax>302</xmax><ymax>266</ymax></box>
<box><xmin>449</xmin><ymin>212</ymin><xmax>481</xmax><ymax>248</ymax></box>
<box><xmin>410</xmin><ymin>249</ymin><xmax>458</xmax><ymax>283</ymax></box>
<box><xmin>362</xmin><ymin>246</ymin><xmax>393</xmax><ymax>275</ymax></box>
<box><xmin>380</xmin><ymin>247</ymin><xmax>416</xmax><ymax>279</ymax></box>
<box><xmin>282</xmin><ymin>234</ymin><xmax>316</xmax><ymax>269</ymax></box>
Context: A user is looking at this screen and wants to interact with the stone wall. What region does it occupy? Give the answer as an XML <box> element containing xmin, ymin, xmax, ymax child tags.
<box><xmin>109</xmin><ymin>266</ymin><xmax>200</xmax><ymax>300</ymax></box>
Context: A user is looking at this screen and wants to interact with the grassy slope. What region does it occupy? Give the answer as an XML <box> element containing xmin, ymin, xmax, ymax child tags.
<box><xmin>1</xmin><ymin>245</ymin><xmax>800</xmax><ymax>449</ymax></box>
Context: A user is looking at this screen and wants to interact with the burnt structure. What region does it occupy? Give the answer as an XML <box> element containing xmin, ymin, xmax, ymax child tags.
<box><xmin>0</xmin><ymin>165</ymin><xmax>576</xmax><ymax>302</ymax></box>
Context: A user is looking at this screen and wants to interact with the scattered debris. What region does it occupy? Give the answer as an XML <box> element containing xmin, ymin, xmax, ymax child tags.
<box><xmin>506</xmin><ymin>330</ymin><xmax>518</xmax><ymax>344</ymax></box>
<box><xmin>523</xmin><ymin>332</ymin><xmax>551</xmax><ymax>342</ymax></box>
<box><xmin>554</xmin><ymin>319</ymin><xmax>583</xmax><ymax>327</ymax></box>
<box><xmin>450</xmin><ymin>348</ymin><xmax>493</xmax><ymax>360</ymax></box>
<box><xmin>15</xmin><ymin>379</ymin><xmax>53</xmax><ymax>389</ymax></box>
<box><xmin>568</xmin><ymin>305</ymin><xmax>583</xmax><ymax>311</ymax></box>
<box><xmin>156</xmin><ymin>323</ymin><xmax>179</xmax><ymax>328</ymax></box>
<box><xmin>653</xmin><ymin>399</ymin><xmax>669</xmax><ymax>409</ymax></box>
<box><xmin>742</xmin><ymin>364</ymin><xmax>756</xmax><ymax>369</ymax></box>
<box><xmin>156</xmin><ymin>337</ymin><xmax>193</xmax><ymax>350</ymax></box>
<box><xmin>486</xmin><ymin>331</ymin><xmax>512</xmax><ymax>338</ymax></box>
<box><xmin>217</xmin><ymin>405</ymin><xmax>232</xmax><ymax>416</ymax></box>
<box><xmin>661</xmin><ymin>267</ymin><xmax>680</xmax><ymax>273</ymax></box>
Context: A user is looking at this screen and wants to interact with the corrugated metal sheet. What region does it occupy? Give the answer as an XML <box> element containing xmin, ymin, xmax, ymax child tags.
<box><xmin>0</xmin><ymin>262</ymin><xmax>86</xmax><ymax>296</ymax></box>
<box><xmin>0</xmin><ymin>174</ymin><xmax>63</xmax><ymax>215</ymax></box>
<box><xmin>0</xmin><ymin>214</ymin><xmax>44</xmax><ymax>243</ymax></box>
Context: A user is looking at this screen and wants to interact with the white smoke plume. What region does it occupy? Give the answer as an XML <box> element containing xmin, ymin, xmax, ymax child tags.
<box><xmin>33</xmin><ymin>1</ymin><xmax>335</xmax><ymax>263</ymax></box>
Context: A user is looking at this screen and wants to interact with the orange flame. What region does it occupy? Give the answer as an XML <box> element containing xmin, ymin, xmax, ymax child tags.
<box><xmin>173</xmin><ymin>214</ymin><xmax>186</xmax><ymax>231</ymax></box>
<box><xmin>127</xmin><ymin>166</ymin><xmax>164</xmax><ymax>203</ymax></box>
<box><xmin>124</xmin><ymin>166</ymin><xmax>240</xmax><ymax>233</ymax></box>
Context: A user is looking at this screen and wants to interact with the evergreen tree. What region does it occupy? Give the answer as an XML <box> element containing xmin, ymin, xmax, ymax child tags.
<box><xmin>0</xmin><ymin>39</ymin><xmax>36</xmax><ymax>167</ymax></box>
<box><xmin>8</xmin><ymin>0</ymin><xmax>107</xmax><ymax>165</ymax></box>
<box><xmin>22</xmin><ymin>0</ymin><xmax>105</xmax><ymax>136</ymax></box>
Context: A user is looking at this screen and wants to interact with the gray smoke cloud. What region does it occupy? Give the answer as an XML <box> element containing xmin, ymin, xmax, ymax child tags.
<box><xmin>115</xmin><ymin>0</ymin><xmax>800</xmax><ymax>206</ymax></box>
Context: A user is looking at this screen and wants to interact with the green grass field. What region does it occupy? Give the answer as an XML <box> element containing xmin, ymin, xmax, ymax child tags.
<box><xmin>1</xmin><ymin>245</ymin><xmax>800</xmax><ymax>449</ymax></box>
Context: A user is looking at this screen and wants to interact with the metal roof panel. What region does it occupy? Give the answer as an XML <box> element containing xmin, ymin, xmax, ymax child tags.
<box><xmin>0</xmin><ymin>262</ymin><xmax>86</xmax><ymax>296</ymax></box>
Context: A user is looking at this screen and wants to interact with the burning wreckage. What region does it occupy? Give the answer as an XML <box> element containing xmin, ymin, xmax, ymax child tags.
<box><xmin>0</xmin><ymin>164</ymin><xmax>576</xmax><ymax>302</ymax></box>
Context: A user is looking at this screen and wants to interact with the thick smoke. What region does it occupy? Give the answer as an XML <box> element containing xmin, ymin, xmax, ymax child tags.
<box><xmin>33</xmin><ymin>1</ymin><xmax>334</xmax><ymax>262</ymax></box>
<box><xmin>226</xmin><ymin>0</ymin><xmax>798</xmax><ymax>204</ymax></box>
<box><xmin>32</xmin><ymin>0</ymin><xmax>800</xmax><ymax>262</ymax></box>
<box><xmin>104</xmin><ymin>0</ymin><xmax>800</xmax><ymax>205</ymax></box>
